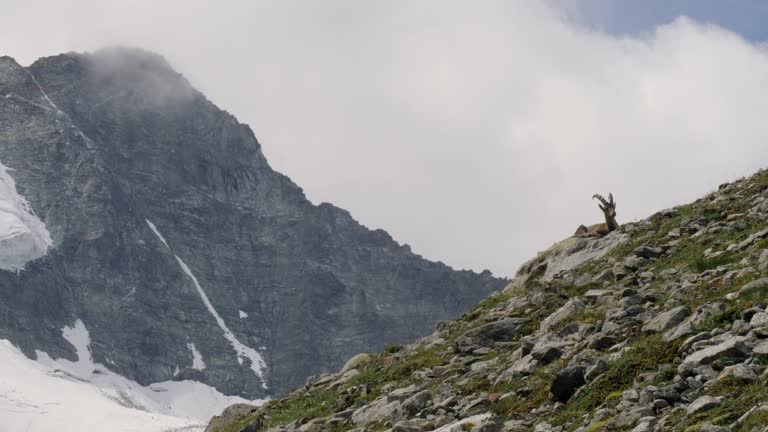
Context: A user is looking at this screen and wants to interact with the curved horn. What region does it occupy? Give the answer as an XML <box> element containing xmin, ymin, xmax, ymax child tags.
<box><xmin>592</xmin><ymin>194</ymin><xmax>609</xmax><ymax>206</ymax></box>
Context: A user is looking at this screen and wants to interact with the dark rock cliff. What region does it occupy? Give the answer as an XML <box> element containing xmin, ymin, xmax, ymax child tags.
<box><xmin>0</xmin><ymin>48</ymin><xmax>503</xmax><ymax>398</ymax></box>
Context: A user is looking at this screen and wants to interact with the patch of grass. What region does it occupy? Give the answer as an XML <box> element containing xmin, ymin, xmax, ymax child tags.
<box><xmin>741</xmin><ymin>408</ymin><xmax>768</xmax><ymax>431</ymax></box>
<box><xmin>666</xmin><ymin>378</ymin><xmax>767</xmax><ymax>431</ymax></box>
<box><xmin>694</xmin><ymin>306</ymin><xmax>740</xmax><ymax>333</ymax></box>
<box><xmin>489</xmin><ymin>366</ymin><xmax>557</xmax><ymax>416</ymax></box>
<box><xmin>383</xmin><ymin>343</ymin><xmax>402</xmax><ymax>354</ymax></box>
<box><xmin>344</xmin><ymin>345</ymin><xmax>449</xmax><ymax>404</ymax></box>
<box><xmin>461</xmin><ymin>292</ymin><xmax>511</xmax><ymax>322</ymax></box>
<box><xmin>585</xmin><ymin>420</ymin><xmax>608</xmax><ymax>432</ymax></box>
<box><xmin>212</xmin><ymin>413</ymin><xmax>260</xmax><ymax>432</ymax></box>
<box><xmin>693</xmin><ymin>252</ymin><xmax>740</xmax><ymax>273</ymax></box>
<box><xmin>737</xmin><ymin>278</ymin><xmax>768</xmax><ymax>306</ymax></box>
<box><xmin>214</xmin><ymin>388</ymin><xmax>343</xmax><ymax>432</ymax></box>
<box><xmin>553</xmin><ymin>335</ymin><xmax>681</xmax><ymax>428</ymax></box>
<box><xmin>551</xmin><ymin>307</ymin><xmax>605</xmax><ymax>333</ymax></box>
<box><xmin>264</xmin><ymin>388</ymin><xmax>340</xmax><ymax>428</ymax></box>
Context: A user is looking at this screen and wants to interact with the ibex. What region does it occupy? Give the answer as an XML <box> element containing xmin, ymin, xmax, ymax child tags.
<box><xmin>574</xmin><ymin>193</ymin><xmax>618</xmax><ymax>237</ymax></box>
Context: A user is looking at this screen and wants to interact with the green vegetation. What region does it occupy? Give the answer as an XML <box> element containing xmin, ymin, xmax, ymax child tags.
<box><xmin>554</xmin><ymin>335</ymin><xmax>681</xmax><ymax>429</ymax></box>
<box><xmin>695</xmin><ymin>305</ymin><xmax>740</xmax><ymax>332</ymax></box>
<box><xmin>666</xmin><ymin>378</ymin><xmax>768</xmax><ymax>431</ymax></box>
<box><xmin>264</xmin><ymin>389</ymin><xmax>341</xmax><ymax>428</ymax></box>
<box><xmin>344</xmin><ymin>345</ymin><xmax>450</xmax><ymax>404</ymax></box>
<box><xmin>211</xmin><ymin>389</ymin><xmax>343</xmax><ymax>432</ymax></box>
<box><xmin>209</xmin><ymin>169</ymin><xmax>768</xmax><ymax>432</ymax></box>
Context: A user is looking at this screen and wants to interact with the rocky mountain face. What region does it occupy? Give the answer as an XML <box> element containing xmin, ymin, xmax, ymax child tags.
<box><xmin>208</xmin><ymin>170</ymin><xmax>768</xmax><ymax>432</ymax></box>
<box><xmin>0</xmin><ymin>48</ymin><xmax>502</xmax><ymax>398</ymax></box>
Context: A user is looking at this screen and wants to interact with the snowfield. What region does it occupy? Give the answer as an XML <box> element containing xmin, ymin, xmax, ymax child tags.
<box><xmin>0</xmin><ymin>321</ymin><xmax>264</xmax><ymax>432</ymax></box>
<box><xmin>0</xmin><ymin>161</ymin><xmax>52</xmax><ymax>271</ymax></box>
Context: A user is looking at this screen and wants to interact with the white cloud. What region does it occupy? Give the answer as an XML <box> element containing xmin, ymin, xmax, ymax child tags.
<box><xmin>3</xmin><ymin>1</ymin><xmax>768</xmax><ymax>276</ymax></box>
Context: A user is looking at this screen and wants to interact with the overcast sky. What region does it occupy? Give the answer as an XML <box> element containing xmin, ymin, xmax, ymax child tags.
<box><xmin>3</xmin><ymin>1</ymin><xmax>768</xmax><ymax>277</ymax></box>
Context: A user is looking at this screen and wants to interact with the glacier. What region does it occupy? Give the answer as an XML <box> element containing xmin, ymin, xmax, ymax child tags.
<box><xmin>0</xmin><ymin>320</ymin><xmax>264</xmax><ymax>432</ymax></box>
<box><xmin>0</xmin><ymin>161</ymin><xmax>52</xmax><ymax>271</ymax></box>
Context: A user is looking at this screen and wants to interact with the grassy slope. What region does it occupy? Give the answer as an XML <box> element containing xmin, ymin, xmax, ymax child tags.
<box><xmin>210</xmin><ymin>169</ymin><xmax>768</xmax><ymax>432</ymax></box>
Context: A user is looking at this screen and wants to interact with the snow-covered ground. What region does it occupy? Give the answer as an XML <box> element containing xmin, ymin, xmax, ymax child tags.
<box><xmin>0</xmin><ymin>161</ymin><xmax>52</xmax><ymax>271</ymax></box>
<box><xmin>0</xmin><ymin>321</ymin><xmax>264</xmax><ymax>432</ymax></box>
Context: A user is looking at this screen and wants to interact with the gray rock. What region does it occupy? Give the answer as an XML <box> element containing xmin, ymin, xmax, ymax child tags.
<box><xmin>585</xmin><ymin>359</ymin><xmax>608</xmax><ymax>381</ymax></box>
<box><xmin>387</xmin><ymin>385</ymin><xmax>421</xmax><ymax>402</ymax></box>
<box><xmin>754</xmin><ymin>340</ymin><xmax>768</xmax><ymax>356</ymax></box>
<box><xmin>634</xmin><ymin>246</ymin><xmax>664</xmax><ymax>259</ymax></box>
<box><xmin>750</xmin><ymin>312</ymin><xmax>768</xmax><ymax>328</ymax></box>
<box><xmin>687</xmin><ymin>395</ymin><xmax>721</xmax><ymax>415</ymax></box>
<box><xmin>663</xmin><ymin>319</ymin><xmax>695</xmax><ymax>342</ymax></box>
<box><xmin>401</xmin><ymin>390</ymin><xmax>432</xmax><ymax>415</ymax></box>
<box><xmin>393</xmin><ymin>421</ymin><xmax>428</xmax><ymax>432</ymax></box>
<box><xmin>718</xmin><ymin>364</ymin><xmax>758</xmax><ymax>381</ymax></box>
<box><xmin>612</xmin><ymin>406</ymin><xmax>654</xmax><ymax>428</ymax></box>
<box><xmin>340</xmin><ymin>353</ymin><xmax>371</xmax><ymax>374</ymax></box>
<box><xmin>455</xmin><ymin>318</ymin><xmax>527</xmax><ymax>353</ymax></box>
<box><xmin>508</xmin><ymin>232</ymin><xmax>628</xmax><ymax>287</ymax></box>
<box><xmin>205</xmin><ymin>403</ymin><xmax>259</xmax><ymax>432</ymax></box>
<box><xmin>622</xmin><ymin>389</ymin><xmax>640</xmax><ymax>402</ymax></box>
<box><xmin>642</xmin><ymin>306</ymin><xmax>690</xmax><ymax>333</ymax></box>
<box><xmin>540</xmin><ymin>299</ymin><xmax>587</xmax><ymax>332</ymax></box>
<box><xmin>588</xmin><ymin>334</ymin><xmax>617</xmax><ymax>350</ymax></box>
<box><xmin>352</xmin><ymin>397</ymin><xmax>401</xmax><ymax>426</ymax></box>
<box><xmin>678</xmin><ymin>337</ymin><xmax>750</xmax><ymax>374</ymax></box>
<box><xmin>550</xmin><ymin>366</ymin><xmax>585</xmax><ymax>402</ymax></box>
<box><xmin>631</xmin><ymin>417</ymin><xmax>657</xmax><ymax>432</ymax></box>
<box><xmin>733</xmin><ymin>278</ymin><xmax>768</xmax><ymax>299</ymax></box>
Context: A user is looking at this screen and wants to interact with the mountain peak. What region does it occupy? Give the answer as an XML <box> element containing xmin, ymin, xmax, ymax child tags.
<box><xmin>0</xmin><ymin>48</ymin><xmax>503</xmax><ymax>403</ymax></box>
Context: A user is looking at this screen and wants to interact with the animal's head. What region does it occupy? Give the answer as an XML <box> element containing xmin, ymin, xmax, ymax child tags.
<box><xmin>593</xmin><ymin>193</ymin><xmax>616</xmax><ymax>218</ymax></box>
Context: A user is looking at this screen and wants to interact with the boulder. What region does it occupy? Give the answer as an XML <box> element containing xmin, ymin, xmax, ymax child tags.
<box><xmin>642</xmin><ymin>306</ymin><xmax>690</xmax><ymax>333</ymax></box>
<box><xmin>340</xmin><ymin>353</ymin><xmax>371</xmax><ymax>374</ymax></box>
<box><xmin>634</xmin><ymin>246</ymin><xmax>664</xmax><ymax>259</ymax></box>
<box><xmin>540</xmin><ymin>299</ymin><xmax>586</xmax><ymax>332</ymax></box>
<box><xmin>550</xmin><ymin>366</ymin><xmax>586</xmax><ymax>402</ymax></box>
<box><xmin>455</xmin><ymin>318</ymin><xmax>527</xmax><ymax>353</ymax></box>
<box><xmin>387</xmin><ymin>384</ymin><xmax>421</xmax><ymax>402</ymax></box>
<box><xmin>611</xmin><ymin>406</ymin><xmax>654</xmax><ymax>429</ymax></box>
<box><xmin>401</xmin><ymin>390</ymin><xmax>431</xmax><ymax>415</ymax></box>
<box><xmin>352</xmin><ymin>397</ymin><xmax>401</xmax><ymax>426</ymax></box>
<box><xmin>750</xmin><ymin>312</ymin><xmax>768</xmax><ymax>328</ymax></box>
<box><xmin>687</xmin><ymin>395</ymin><xmax>721</xmax><ymax>415</ymax></box>
<box><xmin>718</xmin><ymin>364</ymin><xmax>758</xmax><ymax>381</ymax></box>
<box><xmin>678</xmin><ymin>337</ymin><xmax>750</xmax><ymax>374</ymax></box>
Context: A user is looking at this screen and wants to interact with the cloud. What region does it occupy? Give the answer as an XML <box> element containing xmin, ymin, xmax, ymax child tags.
<box><xmin>3</xmin><ymin>1</ymin><xmax>768</xmax><ymax>276</ymax></box>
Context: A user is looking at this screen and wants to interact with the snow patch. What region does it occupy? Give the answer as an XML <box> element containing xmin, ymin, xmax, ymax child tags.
<box><xmin>239</xmin><ymin>310</ymin><xmax>248</xmax><ymax>319</ymax></box>
<box><xmin>0</xmin><ymin>161</ymin><xmax>53</xmax><ymax>271</ymax></box>
<box><xmin>187</xmin><ymin>342</ymin><xmax>206</xmax><ymax>370</ymax></box>
<box><xmin>0</xmin><ymin>339</ymin><xmax>201</xmax><ymax>432</ymax></box>
<box><xmin>13</xmin><ymin>320</ymin><xmax>265</xmax><ymax>432</ymax></box>
<box><xmin>145</xmin><ymin>218</ymin><xmax>170</xmax><ymax>249</ymax></box>
<box><xmin>145</xmin><ymin>219</ymin><xmax>267</xmax><ymax>384</ymax></box>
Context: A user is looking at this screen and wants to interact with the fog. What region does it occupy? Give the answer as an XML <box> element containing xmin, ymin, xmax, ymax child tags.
<box><xmin>4</xmin><ymin>1</ymin><xmax>768</xmax><ymax>277</ymax></box>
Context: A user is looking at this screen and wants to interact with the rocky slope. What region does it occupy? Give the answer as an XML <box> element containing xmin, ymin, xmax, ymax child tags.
<box><xmin>0</xmin><ymin>47</ymin><xmax>502</xmax><ymax>399</ymax></box>
<box><xmin>208</xmin><ymin>170</ymin><xmax>768</xmax><ymax>431</ymax></box>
